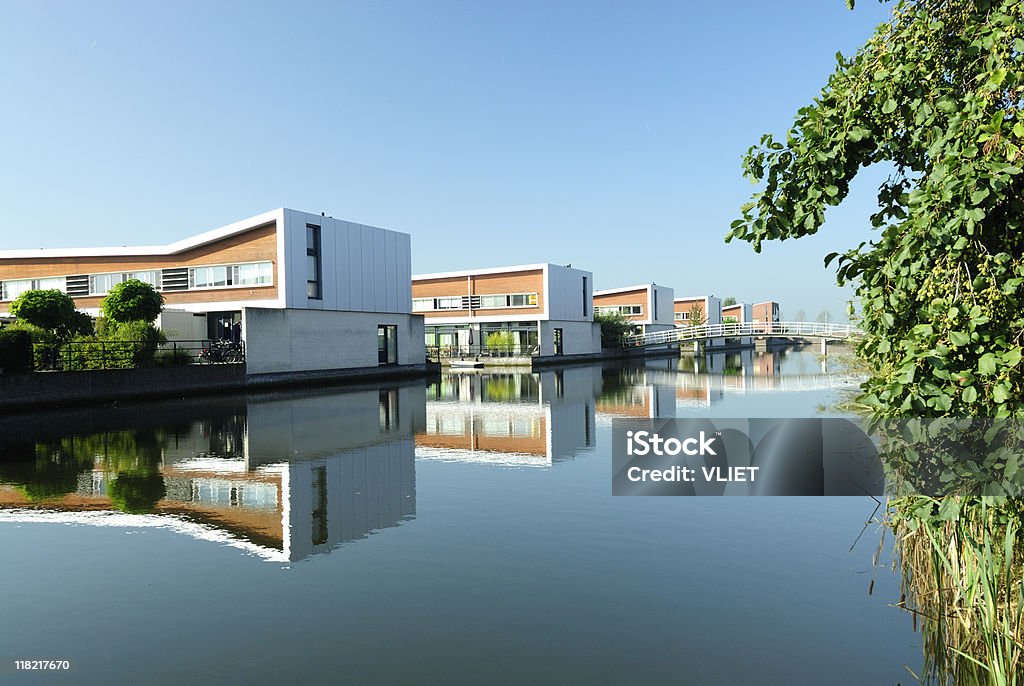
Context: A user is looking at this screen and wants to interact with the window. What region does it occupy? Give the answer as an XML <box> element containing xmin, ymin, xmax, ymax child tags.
<box><xmin>582</xmin><ymin>276</ymin><xmax>588</xmax><ymax>317</ymax></box>
<box><xmin>1</xmin><ymin>279</ymin><xmax>33</xmax><ymax>301</ymax></box>
<box><xmin>88</xmin><ymin>270</ymin><xmax>162</xmax><ymax>296</ymax></box>
<box><xmin>478</xmin><ymin>293</ymin><xmax>538</xmax><ymax>309</ymax></box>
<box><xmin>307</xmin><ymin>224</ymin><xmax>322</xmax><ymax>300</ymax></box>
<box><xmin>127</xmin><ymin>270</ymin><xmax>161</xmax><ymax>288</ymax></box>
<box><xmin>233</xmin><ymin>262</ymin><xmax>272</xmax><ymax>286</ymax></box>
<box><xmin>190</xmin><ymin>265</ymin><xmax>230</xmax><ymax>289</ymax></box>
<box><xmin>413</xmin><ymin>296</ymin><xmax>463</xmax><ymax>312</ymax></box>
<box><xmin>1</xmin><ymin>277</ymin><xmax>66</xmax><ymax>301</ymax></box>
<box><xmin>187</xmin><ymin>262</ymin><xmax>272</xmax><ymax>290</ymax></box>
<box><xmin>675</xmin><ymin>311</ymin><xmax>690</xmax><ymax>321</ymax></box>
<box><xmin>595</xmin><ymin>304</ymin><xmax>643</xmax><ymax>316</ymax></box>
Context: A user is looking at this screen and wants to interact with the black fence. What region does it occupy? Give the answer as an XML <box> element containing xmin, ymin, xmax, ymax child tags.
<box><xmin>34</xmin><ymin>339</ymin><xmax>246</xmax><ymax>372</ymax></box>
<box><xmin>427</xmin><ymin>344</ymin><xmax>539</xmax><ymax>361</ymax></box>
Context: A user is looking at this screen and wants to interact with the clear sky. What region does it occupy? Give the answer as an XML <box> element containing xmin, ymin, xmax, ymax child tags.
<box><xmin>0</xmin><ymin>1</ymin><xmax>896</xmax><ymax>321</ymax></box>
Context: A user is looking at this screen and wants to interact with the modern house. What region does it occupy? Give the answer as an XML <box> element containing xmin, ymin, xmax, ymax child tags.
<box><xmin>412</xmin><ymin>263</ymin><xmax>600</xmax><ymax>361</ymax></box>
<box><xmin>722</xmin><ymin>302</ymin><xmax>750</xmax><ymax>323</ymax></box>
<box><xmin>752</xmin><ymin>300</ymin><xmax>781</xmax><ymax>325</ymax></box>
<box><xmin>0</xmin><ymin>208</ymin><xmax>426</xmax><ymax>378</ymax></box>
<box><xmin>592</xmin><ymin>284</ymin><xmax>675</xmax><ymax>337</ymax></box>
<box><xmin>674</xmin><ymin>295</ymin><xmax>724</xmax><ymax>347</ymax></box>
<box><xmin>722</xmin><ymin>302</ymin><xmax>753</xmax><ymax>346</ymax></box>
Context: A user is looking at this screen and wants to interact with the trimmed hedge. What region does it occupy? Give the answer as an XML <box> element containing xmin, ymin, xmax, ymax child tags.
<box><xmin>0</xmin><ymin>328</ymin><xmax>33</xmax><ymax>373</ymax></box>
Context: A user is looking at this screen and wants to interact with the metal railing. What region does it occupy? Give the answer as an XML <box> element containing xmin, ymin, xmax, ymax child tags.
<box><xmin>427</xmin><ymin>344</ymin><xmax>540</xmax><ymax>361</ymax></box>
<box><xmin>34</xmin><ymin>339</ymin><xmax>245</xmax><ymax>371</ymax></box>
<box><xmin>622</xmin><ymin>321</ymin><xmax>864</xmax><ymax>348</ymax></box>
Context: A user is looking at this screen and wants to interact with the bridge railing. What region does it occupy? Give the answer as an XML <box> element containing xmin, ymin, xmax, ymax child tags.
<box><xmin>621</xmin><ymin>321</ymin><xmax>863</xmax><ymax>348</ymax></box>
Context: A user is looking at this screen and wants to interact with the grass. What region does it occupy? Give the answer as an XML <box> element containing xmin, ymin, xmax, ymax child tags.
<box><xmin>888</xmin><ymin>497</ymin><xmax>1024</xmax><ymax>685</ymax></box>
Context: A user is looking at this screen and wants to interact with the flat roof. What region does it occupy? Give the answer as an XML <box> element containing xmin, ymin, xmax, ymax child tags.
<box><xmin>674</xmin><ymin>295</ymin><xmax>714</xmax><ymax>302</ymax></box>
<box><xmin>593</xmin><ymin>284</ymin><xmax>654</xmax><ymax>297</ymax></box>
<box><xmin>413</xmin><ymin>263</ymin><xmax>553</xmax><ymax>280</ymax></box>
<box><xmin>0</xmin><ymin>208</ymin><xmax>285</xmax><ymax>260</ymax></box>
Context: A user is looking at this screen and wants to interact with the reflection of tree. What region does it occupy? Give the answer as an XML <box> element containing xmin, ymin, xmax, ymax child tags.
<box><xmin>107</xmin><ymin>473</ymin><xmax>167</xmax><ymax>514</ymax></box>
<box><xmin>0</xmin><ymin>429</ymin><xmax>166</xmax><ymax>506</ymax></box>
<box><xmin>0</xmin><ymin>449</ymin><xmax>92</xmax><ymax>502</ymax></box>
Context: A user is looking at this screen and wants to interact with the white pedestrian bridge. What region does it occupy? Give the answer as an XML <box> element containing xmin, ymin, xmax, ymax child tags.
<box><xmin>623</xmin><ymin>321</ymin><xmax>864</xmax><ymax>348</ymax></box>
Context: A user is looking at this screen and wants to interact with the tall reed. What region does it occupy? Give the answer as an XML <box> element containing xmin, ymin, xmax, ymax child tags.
<box><xmin>888</xmin><ymin>497</ymin><xmax>1024</xmax><ymax>685</ymax></box>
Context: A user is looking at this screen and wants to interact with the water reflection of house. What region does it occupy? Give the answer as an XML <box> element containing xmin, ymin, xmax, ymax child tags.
<box><xmin>0</xmin><ymin>385</ymin><xmax>426</xmax><ymax>562</ymax></box>
<box><xmin>662</xmin><ymin>350</ymin><xmax>858</xmax><ymax>403</ymax></box>
<box><xmin>417</xmin><ymin>367</ymin><xmax>597</xmax><ymax>465</ymax></box>
<box><xmin>595</xmin><ymin>364</ymin><xmax>682</xmax><ymax>416</ymax></box>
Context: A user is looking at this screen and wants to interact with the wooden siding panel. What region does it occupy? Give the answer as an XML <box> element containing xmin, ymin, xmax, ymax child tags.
<box><xmin>0</xmin><ymin>223</ymin><xmax>279</xmax><ymax>306</ymax></box>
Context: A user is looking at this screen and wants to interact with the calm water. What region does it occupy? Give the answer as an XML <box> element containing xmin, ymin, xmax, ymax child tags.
<box><xmin>0</xmin><ymin>347</ymin><xmax>921</xmax><ymax>684</ymax></box>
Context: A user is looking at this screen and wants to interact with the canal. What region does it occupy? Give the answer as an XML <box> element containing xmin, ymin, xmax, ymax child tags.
<box><xmin>0</xmin><ymin>346</ymin><xmax>921</xmax><ymax>684</ymax></box>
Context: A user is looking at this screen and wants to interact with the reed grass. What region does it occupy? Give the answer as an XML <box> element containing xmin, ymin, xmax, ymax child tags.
<box><xmin>888</xmin><ymin>497</ymin><xmax>1024</xmax><ymax>685</ymax></box>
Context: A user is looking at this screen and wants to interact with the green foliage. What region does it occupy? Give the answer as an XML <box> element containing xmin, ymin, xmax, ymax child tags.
<box><xmin>107</xmin><ymin>473</ymin><xmax>167</xmax><ymax>514</ymax></box>
<box><xmin>723</xmin><ymin>296</ymin><xmax>737</xmax><ymax>307</ymax></box>
<box><xmin>688</xmin><ymin>304</ymin><xmax>705</xmax><ymax>326</ymax></box>
<box><xmin>0</xmin><ymin>328</ymin><xmax>32</xmax><ymax>373</ymax></box>
<box><xmin>101</xmin><ymin>279</ymin><xmax>164</xmax><ymax>324</ymax></box>
<box><xmin>0</xmin><ymin>446</ymin><xmax>94</xmax><ymax>502</ymax></box>
<box><xmin>9</xmin><ymin>289</ymin><xmax>92</xmax><ymax>340</ymax></box>
<box><xmin>485</xmin><ymin>330</ymin><xmax>516</xmax><ymax>353</ymax></box>
<box><xmin>728</xmin><ymin>0</ymin><xmax>1024</xmax><ymax>417</ymax></box>
<box><xmin>594</xmin><ymin>311</ymin><xmax>632</xmax><ymax>347</ymax></box>
<box><xmin>65</xmin><ymin>321</ymin><xmax>164</xmax><ymax>370</ymax></box>
<box><xmin>888</xmin><ymin>497</ymin><xmax>1024</xmax><ymax>683</ymax></box>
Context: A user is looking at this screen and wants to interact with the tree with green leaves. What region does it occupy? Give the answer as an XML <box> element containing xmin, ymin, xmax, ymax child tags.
<box><xmin>101</xmin><ymin>279</ymin><xmax>164</xmax><ymax>324</ymax></box>
<box><xmin>728</xmin><ymin>0</ymin><xmax>1024</xmax><ymax>417</ymax></box>
<box><xmin>8</xmin><ymin>289</ymin><xmax>92</xmax><ymax>340</ymax></box>
<box><xmin>688</xmin><ymin>304</ymin><xmax>705</xmax><ymax>327</ymax></box>
<box><xmin>594</xmin><ymin>311</ymin><xmax>633</xmax><ymax>347</ymax></box>
<box><xmin>723</xmin><ymin>296</ymin><xmax>737</xmax><ymax>307</ymax></box>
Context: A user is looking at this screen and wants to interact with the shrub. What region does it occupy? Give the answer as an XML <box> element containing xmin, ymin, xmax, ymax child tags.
<box><xmin>594</xmin><ymin>311</ymin><xmax>632</xmax><ymax>347</ymax></box>
<box><xmin>101</xmin><ymin>280</ymin><xmax>164</xmax><ymax>324</ymax></box>
<box><xmin>65</xmin><ymin>322</ymin><xmax>165</xmax><ymax>370</ymax></box>
<box><xmin>8</xmin><ymin>289</ymin><xmax>91</xmax><ymax>340</ymax></box>
<box><xmin>485</xmin><ymin>330</ymin><xmax>516</xmax><ymax>354</ymax></box>
<box><xmin>0</xmin><ymin>328</ymin><xmax>33</xmax><ymax>373</ymax></box>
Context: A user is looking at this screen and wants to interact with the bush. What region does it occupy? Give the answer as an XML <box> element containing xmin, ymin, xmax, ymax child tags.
<box><xmin>154</xmin><ymin>347</ymin><xmax>194</xmax><ymax>366</ymax></box>
<box><xmin>65</xmin><ymin>322</ymin><xmax>165</xmax><ymax>370</ymax></box>
<box><xmin>101</xmin><ymin>280</ymin><xmax>164</xmax><ymax>324</ymax></box>
<box><xmin>5</xmin><ymin>322</ymin><xmax>59</xmax><ymax>370</ymax></box>
<box><xmin>0</xmin><ymin>328</ymin><xmax>32</xmax><ymax>373</ymax></box>
<box><xmin>485</xmin><ymin>330</ymin><xmax>516</xmax><ymax>354</ymax></box>
<box><xmin>594</xmin><ymin>312</ymin><xmax>633</xmax><ymax>347</ymax></box>
<box><xmin>9</xmin><ymin>289</ymin><xmax>92</xmax><ymax>340</ymax></box>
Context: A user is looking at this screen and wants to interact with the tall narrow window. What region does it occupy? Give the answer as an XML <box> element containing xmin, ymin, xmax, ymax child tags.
<box><xmin>306</xmin><ymin>224</ymin><xmax>322</xmax><ymax>300</ymax></box>
<box><xmin>582</xmin><ymin>276</ymin><xmax>588</xmax><ymax>317</ymax></box>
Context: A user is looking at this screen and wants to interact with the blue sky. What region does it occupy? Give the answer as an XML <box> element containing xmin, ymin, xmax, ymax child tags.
<box><xmin>0</xmin><ymin>1</ymin><xmax>896</xmax><ymax>321</ymax></box>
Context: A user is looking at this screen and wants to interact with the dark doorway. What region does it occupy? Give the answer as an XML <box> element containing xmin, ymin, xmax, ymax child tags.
<box><xmin>378</xmin><ymin>325</ymin><xmax>398</xmax><ymax>365</ymax></box>
<box><xmin>553</xmin><ymin>328</ymin><xmax>564</xmax><ymax>356</ymax></box>
<box><xmin>207</xmin><ymin>311</ymin><xmax>242</xmax><ymax>341</ymax></box>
